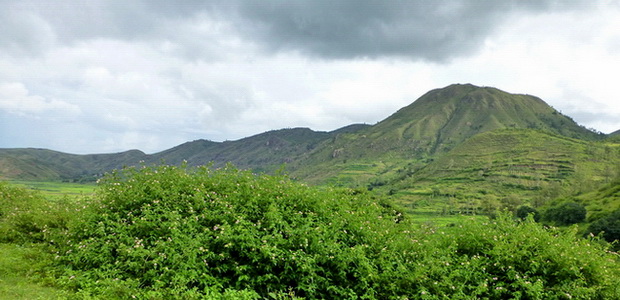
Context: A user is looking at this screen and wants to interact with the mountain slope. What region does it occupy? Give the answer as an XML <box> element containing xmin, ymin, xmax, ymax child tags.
<box><xmin>305</xmin><ymin>84</ymin><xmax>599</xmax><ymax>162</ymax></box>
<box><xmin>378</xmin><ymin>129</ymin><xmax>619</xmax><ymax>209</ymax></box>
<box><xmin>608</xmin><ymin>130</ymin><xmax>620</xmax><ymax>143</ymax></box>
<box><xmin>0</xmin><ymin>125</ymin><xmax>370</xmax><ymax>181</ymax></box>
<box><xmin>0</xmin><ymin>84</ymin><xmax>606</xmax><ymax>185</ymax></box>
<box><xmin>150</xmin><ymin>127</ymin><xmax>335</xmax><ymax>172</ymax></box>
<box><xmin>0</xmin><ymin>148</ymin><xmax>147</xmax><ymax>181</ymax></box>
<box><xmin>289</xmin><ymin>84</ymin><xmax>603</xmax><ymax>184</ymax></box>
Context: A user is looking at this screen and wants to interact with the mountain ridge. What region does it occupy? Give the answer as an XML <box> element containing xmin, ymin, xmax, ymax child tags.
<box><xmin>0</xmin><ymin>84</ymin><xmax>608</xmax><ymax>183</ymax></box>
<box><xmin>0</xmin><ymin>125</ymin><xmax>369</xmax><ymax>181</ymax></box>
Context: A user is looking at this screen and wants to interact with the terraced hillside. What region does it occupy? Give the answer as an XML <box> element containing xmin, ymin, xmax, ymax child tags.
<box><xmin>373</xmin><ymin>129</ymin><xmax>620</xmax><ymax>214</ymax></box>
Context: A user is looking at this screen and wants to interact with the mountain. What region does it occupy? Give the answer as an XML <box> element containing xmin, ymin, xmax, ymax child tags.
<box><xmin>608</xmin><ymin>129</ymin><xmax>620</xmax><ymax>143</ymax></box>
<box><xmin>287</xmin><ymin>84</ymin><xmax>604</xmax><ymax>184</ymax></box>
<box><xmin>299</xmin><ymin>84</ymin><xmax>600</xmax><ymax>162</ymax></box>
<box><xmin>0</xmin><ymin>125</ymin><xmax>370</xmax><ymax>181</ymax></box>
<box><xmin>0</xmin><ymin>148</ymin><xmax>147</xmax><ymax>181</ymax></box>
<box><xmin>0</xmin><ymin>84</ymin><xmax>608</xmax><ymax>187</ymax></box>
<box><xmin>150</xmin><ymin>127</ymin><xmax>336</xmax><ymax>173</ymax></box>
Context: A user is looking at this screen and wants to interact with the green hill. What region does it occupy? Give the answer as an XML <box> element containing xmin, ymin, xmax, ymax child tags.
<box><xmin>608</xmin><ymin>129</ymin><xmax>620</xmax><ymax>143</ymax></box>
<box><xmin>0</xmin><ymin>125</ymin><xmax>370</xmax><ymax>181</ymax></box>
<box><xmin>148</xmin><ymin>125</ymin><xmax>369</xmax><ymax>173</ymax></box>
<box><xmin>288</xmin><ymin>84</ymin><xmax>604</xmax><ymax>185</ymax></box>
<box><xmin>0</xmin><ymin>148</ymin><xmax>147</xmax><ymax>181</ymax></box>
<box><xmin>298</xmin><ymin>84</ymin><xmax>600</xmax><ymax>161</ymax></box>
<box><xmin>0</xmin><ymin>84</ymin><xmax>609</xmax><ymax>196</ymax></box>
<box><xmin>372</xmin><ymin>129</ymin><xmax>620</xmax><ymax>213</ymax></box>
<box><xmin>150</xmin><ymin>128</ymin><xmax>332</xmax><ymax>173</ymax></box>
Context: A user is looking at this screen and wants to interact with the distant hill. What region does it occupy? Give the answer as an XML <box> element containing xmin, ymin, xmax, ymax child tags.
<box><xmin>0</xmin><ymin>125</ymin><xmax>370</xmax><ymax>181</ymax></box>
<box><xmin>301</xmin><ymin>84</ymin><xmax>600</xmax><ymax>161</ymax></box>
<box><xmin>608</xmin><ymin>129</ymin><xmax>620</xmax><ymax>143</ymax></box>
<box><xmin>150</xmin><ymin>127</ymin><xmax>336</xmax><ymax>173</ymax></box>
<box><xmin>0</xmin><ymin>148</ymin><xmax>147</xmax><ymax>181</ymax></box>
<box><xmin>0</xmin><ymin>84</ymin><xmax>609</xmax><ymax>189</ymax></box>
<box><xmin>288</xmin><ymin>84</ymin><xmax>604</xmax><ymax>183</ymax></box>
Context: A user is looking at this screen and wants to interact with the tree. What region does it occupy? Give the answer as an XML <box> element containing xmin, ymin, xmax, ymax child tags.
<box><xmin>515</xmin><ymin>205</ymin><xmax>540</xmax><ymax>222</ymax></box>
<box><xmin>587</xmin><ymin>208</ymin><xmax>620</xmax><ymax>247</ymax></box>
<box><xmin>544</xmin><ymin>201</ymin><xmax>586</xmax><ymax>225</ymax></box>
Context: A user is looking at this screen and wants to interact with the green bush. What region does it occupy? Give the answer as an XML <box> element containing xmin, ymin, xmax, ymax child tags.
<box><xmin>0</xmin><ymin>182</ymin><xmax>75</xmax><ymax>243</ymax></box>
<box><xmin>408</xmin><ymin>215</ymin><xmax>620</xmax><ymax>299</ymax></box>
<box><xmin>587</xmin><ymin>208</ymin><xmax>620</xmax><ymax>248</ymax></box>
<box><xmin>543</xmin><ymin>201</ymin><xmax>586</xmax><ymax>225</ymax></box>
<box><xmin>52</xmin><ymin>164</ymin><xmax>405</xmax><ymax>298</ymax></box>
<box><xmin>48</xmin><ymin>166</ymin><xmax>620</xmax><ymax>299</ymax></box>
<box><xmin>515</xmin><ymin>205</ymin><xmax>540</xmax><ymax>221</ymax></box>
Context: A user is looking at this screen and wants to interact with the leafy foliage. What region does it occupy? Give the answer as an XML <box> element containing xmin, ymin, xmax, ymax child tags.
<box><xmin>400</xmin><ymin>215</ymin><xmax>620</xmax><ymax>299</ymax></box>
<box><xmin>0</xmin><ymin>182</ymin><xmax>75</xmax><ymax>243</ymax></box>
<box><xmin>544</xmin><ymin>201</ymin><xmax>587</xmax><ymax>225</ymax></box>
<box><xmin>52</xmin><ymin>164</ymin><xmax>407</xmax><ymax>298</ymax></box>
<box><xmin>46</xmin><ymin>165</ymin><xmax>620</xmax><ymax>299</ymax></box>
<box><xmin>587</xmin><ymin>208</ymin><xmax>620</xmax><ymax>249</ymax></box>
<box><xmin>515</xmin><ymin>205</ymin><xmax>540</xmax><ymax>221</ymax></box>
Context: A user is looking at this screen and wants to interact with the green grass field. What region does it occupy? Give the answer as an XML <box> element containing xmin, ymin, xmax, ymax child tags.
<box><xmin>7</xmin><ymin>180</ymin><xmax>96</xmax><ymax>200</ymax></box>
<box><xmin>0</xmin><ymin>181</ymin><xmax>86</xmax><ymax>299</ymax></box>
<box><xmin>0</xmin><ymin>244</ymin><xmax>72</xmax><ymax>300</ymax></box>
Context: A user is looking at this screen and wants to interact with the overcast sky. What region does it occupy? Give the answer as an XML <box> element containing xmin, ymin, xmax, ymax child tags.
<box><xmin>1</xmin><ymin>0</ymin><xmax>619</xmax><ymax>154</ymax></box>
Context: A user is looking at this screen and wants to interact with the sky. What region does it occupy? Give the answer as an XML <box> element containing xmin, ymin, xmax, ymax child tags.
<box><xmin>1</xmin><ymin>0</ymin><xmax>619</xmax><ymax>154</ymax></box>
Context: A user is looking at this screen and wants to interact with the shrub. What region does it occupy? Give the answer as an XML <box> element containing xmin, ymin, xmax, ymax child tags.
<box><xmin>543</xmin><ymin>201</ymin><xmax>586</xmax><ymax>225</ymax></box>
<box><xmin>0</xmin><ymin>182</ymin><xmax>75</xmax><ymax>243</ymax></box>
<box><xmin>587</xmin><ymin>208</ymin><xmax>620</xmax><ymax>248</ymax></box>
<box><xmin>52</xmin><ymin>164</ymin><xmax>405</xmax><ymax>298</ymax></box>
<box><xmin>48</xmin><ymin>166</ymin><xmax>620</xmax><ymax>299</ymax></box>
<box><xmin>515</xmin><ymin>205</ymin><xmax>540</xmax><ymax>221</ymax></box>
<box><xmin>401</xmin><ymin>214</ymin><xmax>620</xmax><ymax>299</ymax></box>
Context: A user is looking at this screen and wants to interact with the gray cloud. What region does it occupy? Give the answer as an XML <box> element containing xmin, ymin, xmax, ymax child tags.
<box><xmin>1</xmin><ymin>0</ymin><xmax>590</xmax><ymax>61</ymax></box>
<box><xmin>0</xmin><ymin>0</ymin><xmax>616</xmax><ymax>154</ymax></box>
<box><xmin>226</xmin><ymin>0</ymin><xmax>589</xmax><ymax>61</ymax></box>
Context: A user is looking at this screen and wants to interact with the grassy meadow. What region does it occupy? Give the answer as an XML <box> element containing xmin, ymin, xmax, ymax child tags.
<box><xmin>6</xmin><ymin>180</ymin><xmax>96</xmax><ymax>200</ymax></box>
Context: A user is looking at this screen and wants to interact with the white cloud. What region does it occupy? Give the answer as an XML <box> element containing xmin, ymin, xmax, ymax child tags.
<box><xmin>0</xmin><ymin>82</ymin><xmax>80</xmax><ymax>117</ymax></box>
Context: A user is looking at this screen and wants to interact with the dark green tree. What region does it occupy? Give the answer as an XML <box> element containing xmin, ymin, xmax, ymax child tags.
<box><xmin>587</xmin><ymin>208</ymin><xmax>620</xmax><ymax>247</ymax></box>
<box><xmin>544</xmin><ymin>201</ymin><xmax>586</xmax><ymax>225</ymax></box>
<box><xmin>515</xmin><ymin>205</ymin><xmax>540</xmax><ymax>222</ymax></box>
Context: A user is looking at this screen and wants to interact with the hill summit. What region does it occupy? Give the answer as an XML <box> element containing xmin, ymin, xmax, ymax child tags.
<box><xmin>293</xmin><ymin>84</ymin><xmax>601</xmax><ymax>173</ymax></box>
<box><xmin>353</xmin><ymin>84</ymin><xmax>597</xmax><ymax>155</ymax></box>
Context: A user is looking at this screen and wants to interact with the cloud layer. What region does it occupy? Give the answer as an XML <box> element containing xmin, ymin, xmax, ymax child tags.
<box><xmin>1</xmin><ymin>0</ymin><xmax>618</xmax><ymax>153</ymax></box>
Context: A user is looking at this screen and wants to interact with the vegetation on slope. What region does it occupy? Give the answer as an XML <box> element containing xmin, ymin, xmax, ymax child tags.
<box><xmin>150</xmin><ymin>128</ymin><xmax>334</xmax><ymax>173</ymax></box>
<box><xmin>365</xmin><ymin>129</ymin><xmax>620</xmax><ymax>214</ymax></box>
<box><xmin>0</xmin><ymin>84</ymin><xmax>605</xmax><ymax>185</ymax></box>
<box><xmin>289</xmin><ymin>84</ymin><xmax>605</xmax><ymax>190</ymax></box>
<box><xmin>0</xmin><ymin>125</ymin><xmax>370</xmax><ymax>182</ymax></box>
<box><xmin>0</xmin><ymin>148</ymin><xmax>147</xmax><ymax>182</ymax></box>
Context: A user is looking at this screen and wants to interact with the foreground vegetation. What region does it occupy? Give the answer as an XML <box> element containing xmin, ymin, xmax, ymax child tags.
<box><xmin>1</xmin><ymin>165</ymin><xmax>620</xmax><ymax>299</ymax></box>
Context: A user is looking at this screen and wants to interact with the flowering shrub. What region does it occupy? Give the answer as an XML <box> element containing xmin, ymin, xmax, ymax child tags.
<box><xmin>0</xmin><ymin>182</ymin><xmax>74</xmax><ymax>243</ymax></box>
<box><xmin>399</xmin><ymin>216</ymin><xmax>620</xmax><ymax>299</ymax></box>
<box><xmin>52</xmin><ymin>164</ymin><xmax>406</xmax><ymax>298</ymax></box>
<box><xmin>46</xmin><ymin>165</ymin><xmax>620</xmax><ymax>299</ymax></box>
